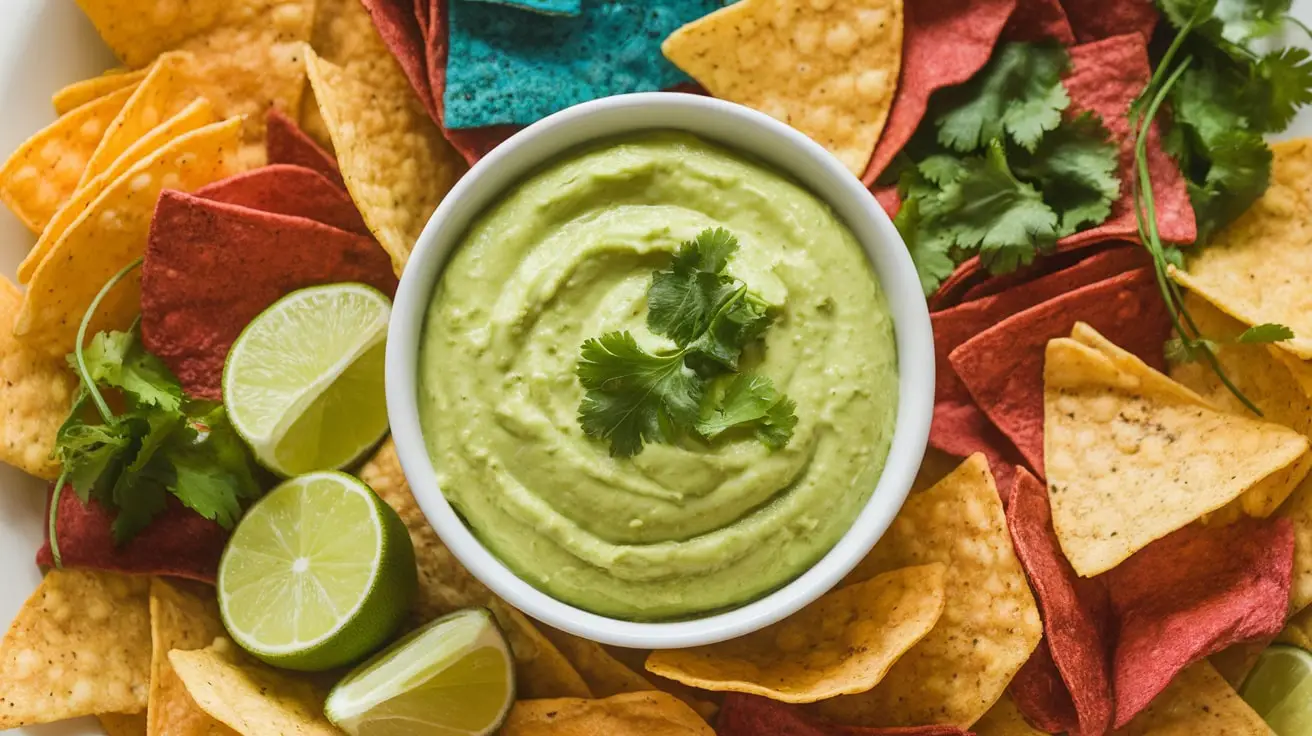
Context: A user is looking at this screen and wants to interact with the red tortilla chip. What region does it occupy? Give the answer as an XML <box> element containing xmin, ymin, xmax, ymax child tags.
<box><xmin>930</xmin><ymin>249</ymin><xmax>1152</xmax><ymax>480</ymax></box>
<box><xmin>717</xmin><ymin>694</ymin><xmax>973</xmax><ymax>736</ymax></box>
<box><xmin>362</xmin><ymin>0</ymin><xmax>439</xmax><ymax>122</ymax></box>
<box><xmin>873</xmin><ymin>185</ymin><xmax>901</xmax><ymax>219</ymax></box>
<box><xmin>37</xmin><ymin>487</ymin><xmax>226</xmax><ymax>583</ymax></box>
<box><xmin>266</xmin><ymin>109</ymin><xmax>345</xmax><ymax>188</ymax></box>
<box><xmin>140</xmin><ymin>190</ymin><xmax>398</xmax><ymax>400</ymax></box>
<box><xmin>1003</xmin><ymin>0</ymin><xmax>1075</xmax><ymax>44</ymax></box>
<box><xmin>195</xmin><ymin>165</ymin><xmax>369</xmax><ymax>236</ymax></box>
<box><xmin>949</xmin><ymin>267</ymin><xmax>1171</xmax><ymax>476</ymax></box>
<box><xmin>1108</xmin><ymin>517</ymin><xmax>1295</xmax><ymax>728</ymax></box>
<box><xmin>1008</xmin><ymin>468</ymin><xmax>1113</xmax><ymax>736</ymax></box>
<box><xmin>1060</xmin><ymin>0</ymin><xmax>1159</xmax><ymax>43</ymax></box>
<box><xmin>1007</xmin><ymin>641</ymin><xmax>1078</xmax><ymax>733</ymax></box>
<box><xmin>958</xmin><ymin>244</ymin><xmax>1143</xmax><ymax>303</ymax></box>
<box><xmin>861</xmin><ymin>0</ymin><xmax>1017</xmax><ymax>186</ymax></box>
<box><xmin>1058</xmin><ymin>35</ymin><xmax>1194</xmax><ymax>249</ymax></box>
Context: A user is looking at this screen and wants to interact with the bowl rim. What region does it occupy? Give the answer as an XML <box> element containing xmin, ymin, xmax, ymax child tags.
<box><xmin>386</xmin><ymin>91</ymin><xmax>934</xmax><ymax>649</ymax></box>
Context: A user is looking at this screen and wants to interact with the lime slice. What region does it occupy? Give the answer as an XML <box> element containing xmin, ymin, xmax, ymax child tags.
<box><xmin>325</xmin><ymin>608</ymin><xmax>515</xmax><ymax>736</ymax></box>
<box><xmin>223</xmin><ymin>282</ymin><xmax>391</xmax><ymax>477</ymax></box>
<box><xmin>1240</xmin><ymin>644</ymin><xmax>1312</xmax><ymax>734</ymax></box>
<box><xmin>218</xmin><ymin>471</ymin><xmax>416</xmax><ymax>671</ymax></box>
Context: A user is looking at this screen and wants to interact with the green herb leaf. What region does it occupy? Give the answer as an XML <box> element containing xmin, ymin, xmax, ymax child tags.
<box><xmin>74</xmin><ymin>330</ymin><xmax>183</xmax><ymax>413</ymax></box>
<box><xmin>696</xmin><ymin>373</ymin><xmax>795</xmax><ymax>445</ymax></box>
<box><xmin>935</xmin><ymin>43</ymin><xmax>1071</xmax><ymax>153</ymax></box>
<box><xmin>1237</xmin><ymin>323</ymin><xmax>1296</xmax><ymax>343</ymax></box>
<box><xmin>1011</xmin><ymin>112</ymin><xmax>1121</xmax><ymax>236</ymax></box>
<box><xmin>892</xmin><ymin>192</ymin><xmax>956</xmax><ymax>297</ymax></box>
<box><xmin>646</xmin><ymin>228</ymin><xmax>741</xmax><ymax>347</ymax></box>
<box><xmin>686</xmin><ymin>287</ymin><xmax>772</xmax><ymax>374</ymax></box>
<box><xmin>1252</xmin><ymin>47</ymin><xmax>1312</xmax><ymax>132</ymax></box>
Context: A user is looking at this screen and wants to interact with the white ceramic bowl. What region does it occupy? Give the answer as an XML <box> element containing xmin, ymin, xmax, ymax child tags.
<box><xmin>386</xmin><ymin>92</ymin><xmax>934</xmax><ymax>649</ymax></box>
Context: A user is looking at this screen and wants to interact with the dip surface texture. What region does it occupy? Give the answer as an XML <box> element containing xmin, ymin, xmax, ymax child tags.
<box><xmin>418</xmin><ymin>132</ymin><xmax>897</xmax><ymax>620</ymax></box>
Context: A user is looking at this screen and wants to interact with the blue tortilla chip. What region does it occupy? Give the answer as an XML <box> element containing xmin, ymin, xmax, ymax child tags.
<box><xmin>465</xmin><ymin>0</ymin><xmax>581</xmax><ymax>15</ymax></box>
<box><xmin>443</xmin><ymin>0</ymin><xmax>722</xmax><ymax>128</ymax></box>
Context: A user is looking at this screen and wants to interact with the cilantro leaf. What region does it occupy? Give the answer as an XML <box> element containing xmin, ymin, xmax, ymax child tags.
<box><xmin>75</xmin><ymin>329</ymin><xmax>183</xmax><ymax>412</ymax></box>
<box><xmin>756</xmin><ymin>395</ymin><xmax>799</xmax><ymax>450</ymax></box>
<box><xmin>697</xmin><ymin>374</ymin><xmax>794</xmax><ymax>442</ymax></box>
<box><xmin>1011</xmin><ymin>113</ymin><xmax>1121</xmax><ymax>236</ymax></box>
<box><xmin>935</xmin><ymin>43</ymin><xmax>1071</xmax><ymax>153</ymax></box>
<box><xmin>1252</xmin><ymin>47</ymin><xmax>1312</xmax><ymax>131</ymax></box>
<box><xmin>1189</xmin><ymin>129</ymin><xmax>1272</xmax><ymax>243</ymax></box>
<box><xmin>646</xmin><ymin>229</ymin><xmax>741</xmax><ymax>346</ymax></box>
<box><xmin>1238</xmin><ymin>323</ymin><xmax>1295</xmax><ymax>343</ymax></box>
<box><xmin>893</xmin><ymin>193</ymin><xmax>956</xmax><ymax>296</ymax></box>
<box><xmin>686</xmin><ymin>288</ymin><xmax>773</xmax><ymax>374</ymax></box>
<box><xmin>1164</xmin><ymin>336</ymin><xmax>1221</xmax><ymax>364</ymax></box>
<box><xmin>577</xmin><ymin>332</ymin><xmax>703</xmax><ymax>457</ymax></box>
<box><xmin>1211</xmin><ymin>0</ymin><xmax>1291</xmax><ymax>41</ymax></box>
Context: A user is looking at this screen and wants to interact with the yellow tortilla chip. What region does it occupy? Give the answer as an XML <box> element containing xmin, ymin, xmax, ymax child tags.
<box><xmin>305</xmin><ymin>49</ymin><xmax>464</xmax><ymax>274</ymax></box>
<box><xmin>1276</xmin><ymin>603</ymin><xmax>1312</xmax><ymax>649</ymax></box>
<box><xmin>646</xmin><ymin>563</ymin><xmax>945</xmax><ymax>703</ymax></box>
<box><xmin>502</xmin><ymin>692</ymin><xmax>715</xmax><ymax>736</ymax></box>
<box><xmin>0</xmin><ymin>277</ymin><xmax>76</xmax><ymax>479</ymax></box>
<box><xmin>1210</xmin><ymin>639</ymin><xmax>1270</xmax><ymax>691</ymax></box>
<box><xmin>1045</xmin><ymin>322</ymin><xmax>1312</xmax><ymax>577</ymax></box>
<box><xmin>1170</xmin><ymin>138</ymin><xmax>1312</xmax><ymax>360</ymax></box>
<box><xmin>1115</xmin><ymin>662</ymin><xmax>1271</xmax><ymax>735</ymax></box>
<box><xmin>973</xmin><ymin>694</ymin><xmax>1046</xmax><ymax>736</ymax></box>
<box><xmin>815</xmin><ymin>454</ymin><xmax>1042</xmax><ymax>728</ymax></box>
<box><xmin>1280</xmin><ymin>476</ymin><xmax>1312</xmax><ymax>613</ymax></box>
<box><xmin>148</xmin><ymin>579</ymin><xmax>238</xmax><ymax>736</ymax></box>
<box><xmin>489</xmin><ymin>600</ymin><xmax>593</xmax><ymax>699</ymax></box>
<box><xmin>0</xmin><ymin>84</ymin><xmax>135</xmax><ymax>234</ymax></box>
<box><xmin>100</xmin><ymin>713</ymin><xmax>148</xmax><ymax>736</ymax></box>
<box><xmin>662</xmin><ymin>0</ymin><xmax>902</xmax><ymax>176</ymax></box>
<box><xmin>540</xmin><ymin>627</ymin><xmax>656</xmax><ymax>697</ymax></box>
<box><xmin>15</xmin><ymin>117</ymin><xmax>242</xmax><ymax>356</ymax></box>
<box><xmin>52</xmin><ymin>68</ymin><xmax>147</xmax><ymax>116</ymax></box>
<box><xmin>0</xmin><ymin>570</ymin><xmax>150</xmax><ymax>728</ymax></box>
<box><xmin>169</xmin><ymin>639</ymin><xmax>337</xmax><ymax>736</ymax></box>
<box><xmin>19</xmin><ymin>97</ymin><xmax>219</xmax><ymax>284</ymax></box>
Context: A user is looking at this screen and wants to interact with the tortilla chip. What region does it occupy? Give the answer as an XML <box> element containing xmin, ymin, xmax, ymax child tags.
<box><xmin>661</xmin><ymin>0</ymin><xmax>902</xmax><ymax>176</ymax></box>
<box><xmin>301</xmin><ymin>0</ymin><xmax>392</xmax><ymax>147</ymax></box>
<box><xmin>305</xmin><ymin>48</ymin><xmax>464</xmax><ymax>273</ymax></box>
<box><xmin>488</xmin><ymin>600</ymin><xmax>593</xmax><ymax>699</ymax></box>
<box><xmin>1171</xmin><ymin>138</ymin><xmax>1312</xmax><ymax>359</ymax></box>
<box><xmin>1006</xmin><ymin>642</ymin><xmax>1077</xmax><ymax>733</ymax></box>
<box><xmin>147</xmin><ymin>579</ymin><xmax>237</xmax><ymax>736</ymax></box>
<box><xmin>1061</xmin><ymin>0</ymin><xmax>1159</xmax><ymax>43</ymax></box>
<box><xmin>720</xmin><ymin>694</ymin><xmax>972</xmax><ymax>735</ymax></box>
<box><xmin>52</xmin><ymin>68</ymin><xmax>147</xmax><ymax>115</ymax></box>
<box><xmin>1210</xmin><ymin>638</ymin><xmax>1273</xmax><ymax>691</ymax></box>
<box><xmin>1277</xmin><ymin>603</ymin><xmax>1312</xmax><ymax>649</ymax></box>
<box><xmin>38</xmin><ymin>493</ymin><xmax>229</xmax><ymax>583</ymax></box>
<box><xmin>100</xmin><ymin>713</ymin><xmax>148</xmax><ymax>736</ymax></box>
<box><xmin>646</xmin><ymin>564</ymin><xmax>945</xmax><ymax>703</ymax></box>
<box><xmin>816</xmin><ymin>454</ymin><xmax>1042</xmax><ymax>728</ymax></box>
<box><xmin>1044</xmin><ymin>323</ymin><xmax>1312</xmax><ymax>576</ymax></box>
<box><xmin>503</xmin><ymin>692</ymin><xmax>714</xmax><ymax>736</ymax></box>
<box><xmin>193</xmin><ymin>165</ymin><xmax>368</xmax><ymax>235</ymax></box>
<box><xmin>1058</xmin><ymin>34</ymin><xmax>1195</xmax><ymax>249</ymax></box>
<box><xmin>1002</xmin><ymin>0</ymin><xmax>1074</xmax><ymax>43</ymax></box>
<box><xmin>972</xmin><ymin>694</ymin><xmax>1046</xmax><ymax>736</ymax></box>
<box><xmin>539</xmin><ymin>627</ymin><xmax>656</xmax><ymax>698</ymax></box>
<box><xmin>359</xmin><ymin>0</ymin><xmax>437</xmax><ymax>122</ymax></box>
<box><xmin>860</xmin><ymin>0</ymin><xmax>1015</xmax><ymax>185</ymax></box>
<box><xmin>16</xmin><ymin>117</ymin><xmax>242</xmax><ymax>357</ymax></box>
<box><xmin>266</xmin><ymin>108</ymin><xmax>344</xmax><ymax>187</ymax></box>
<box><xmin>1007</xmin><ymin>468</ymin><xmax>1112</xmax><ymax>736</ymax></box>
<box><xmin>1281</xmin><ymin>477</ymin><xmax>1312</xmax><ymax>614</ymax></box>
<box><xmin>953</xmin><ymin>268</ymin><xmax>1172</xmax><ymax>476</ymax></box>
<box><xmin>0</xmin><ymin>569</ymin><xmax>150</xmax><ymax>728</ymax></box>
<box><xmin>0</xmin><ymin>277</ymin><xmax>77</xmax><ymax>479</ymax></box>
<box><xmin>19</xmin><ymin>97</ymin><xmax>219</xmax><ymax>284</ymax></box>
<box><xmin>169</xmin><ymin>640</ymin><xmax>337</xmax><ymax>736</ymax></box>
<box><xmin>1107</xmin><ymin>517</ymin><xmax>1294</xmax><ymax>727</ymax></box>
<box><xmin>1114</xmin><ymin>662</ymin><xmax>1270</xmax><ymax>735</ymax></box>
<box><xmin>0</xmin><ymin>84</ymin><xmax>135</xmax><ymax>234</ymax></box>
<box><xmin>592</xmin><ymin>645</ymin><xmax>720</xmax><ymax>721</ymax></box>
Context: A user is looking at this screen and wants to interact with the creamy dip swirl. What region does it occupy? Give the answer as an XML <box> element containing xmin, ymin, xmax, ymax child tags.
<box><xmin>418</xmin><ymin>132</ymin><xmax>897</xmax><ymax>620</ymax></box>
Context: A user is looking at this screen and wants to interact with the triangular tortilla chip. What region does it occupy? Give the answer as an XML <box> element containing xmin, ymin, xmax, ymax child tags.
<box><xmin>0</xmin><ymin>277</ymin><xmax>76</xmax><ymax>479</ymax></box>
<box><xmin>1114</xmin><ymin>662</ymin><xmax>1271</xmax><ymax>735</ymax></box>
<box><xmin>266</xmin><ymin>109</ymin><xmax>343</xmax><ymax>187</ymax></box>
<box><xmin>52</xmin><ymin>68</ymin><xmax>147</xmax><ymax>116</ymax></box>
<box><xmin>973</xmin><ymin>694</ymin><xmax>1047</xmax><ymax>736</ymax></box>
<box><xmin>15</xmin><ymin>117</ymin><xmax>241</xmax><ymax>356</ymax></box>
<box><xmin>169</xmin><ymin>640</ymin><xmax>338</xmax><ymax>736</ymax></box>
<box><xmin>99</xmin><ymin>713</ymin><xmax>148</xmax><ymax>736</ymax></box>
<box><xmin>539</xmin><ymin>627</ymin><xmax>655</xmax><ymax>698</ymax></box>
<box><xmin>19</xmin><ymin>96</ymin><xmax>219</xmax><ymax>283</ymax></box>
<box><xmin>646</xmin><ymin>563</ymin><xmax>945</xmax><ymax>703</ymax></box>
<box><xmin>0</xmin><ymin>570</ymin><xmax>150</xmax><ymax>728</ymax></box>
<box><xmin>815</xmin><ymin>454</ymin><xmax>1042</xmax><ymax>728</ymax></box>
<box><xmin>662</xmin><ymin>0</ymin><xmax>902</xmax><ymax>176</ymax></box>
<box><xmin>1283</xmin><ymin>477</ymin><xmax>1312</xmax><ymax>615</ymax></box>
<box><xmin>1278</xmin><ymin>603</ymin><xmax>1312</xmax><ymax>649</ymax></box>
<box><xmin>502</xmin><ymin>692</ymin><xmax>714</xmax><ymax>736</ymax></box>
<box><xmin>0</xmin><ymin>84</ymin><xmax>135</xmax><ymax>234</ymax></box>
<box><xmin>1170</xmin><ymin>138</ymin><xmax>1312</xmax><ymax>359</ymax></box>
<box><xmin>304</xmin><ymin>48</ymin><xmax>464</xmax><ymax>273</ymax></box>
<box><xmin>1044</xmin><ymin>322</ymin><xmax>1311</xmax><ymax>576</ymax></box>
<box><xmin>148</xmin><ymin>579</ymin><xmax>238</xmax><ymax>736</ymax></box>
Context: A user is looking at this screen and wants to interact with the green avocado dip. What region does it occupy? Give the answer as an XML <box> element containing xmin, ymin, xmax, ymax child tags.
<box><xmin>417</xmin><ymin>132</ymin><xmax>897</xmax><ymax>620</ymax></box>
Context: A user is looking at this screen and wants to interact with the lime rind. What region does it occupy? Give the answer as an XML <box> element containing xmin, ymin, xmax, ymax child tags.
<box><xmin>1241</xmin><ymin>644</ymin><xmax>1312</xmax><ymax>734</ymax></box>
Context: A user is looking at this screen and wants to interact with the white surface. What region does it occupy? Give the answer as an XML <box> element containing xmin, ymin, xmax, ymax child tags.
<box><xmin>387</xmin><ymin>93</ymin><xmax>935</xmax><ymax>648</ymax></box>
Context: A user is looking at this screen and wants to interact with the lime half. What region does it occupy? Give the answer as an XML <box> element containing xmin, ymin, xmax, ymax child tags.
<box><xmin>218</xmin><ymin>471</ymin><xmax>416</xmax><ymax>671</ymax></box>
<box><xmin>325</xmin><ymin>608</ymin><xmax>515</xmax><ymax>736</ymax></box>
<box><xmin>1240</xmin><ymin>644</ymin><xmax>1312</xmax><ymax>734</ymax></box>
<box><xmin>223</xmin><ymin>282</ymin><xmax>391</xmax><ymax>477</ymax></box>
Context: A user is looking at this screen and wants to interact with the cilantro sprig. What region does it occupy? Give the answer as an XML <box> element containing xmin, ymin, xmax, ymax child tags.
<box><xmin>889</xmin><ymin>43</ymin><xmax>1122</xmax><ymax>294</ymax></box>
<box><xmin>577</xmin><ymin>228</ymin><xmax>797</xmax><ymax>457</ymax></box>
<box><xmin>48</xmin><ymin>258</ymin><xmax>263</xmax><ymax>564</ymax></box>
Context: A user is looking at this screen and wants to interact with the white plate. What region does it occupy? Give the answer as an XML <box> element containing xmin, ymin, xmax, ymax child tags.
<box><xmin>3</xmin><ymin>1</ymin><xmax>1312</xmax><ymax>733</ymax></box>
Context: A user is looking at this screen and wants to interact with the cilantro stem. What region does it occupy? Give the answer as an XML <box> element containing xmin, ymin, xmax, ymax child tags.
<box><xmin>1287</xmin><ymin>14</ymin><xmax>1312</xmax><ymax>42</ymax></box>
<box><xmin>47</xmin><ymin>467</ymin><xmax>68</xmax><ymax>568</ymax></box>
<box><xmin>75</xmin><ymin>257</ymin><xmax>143</xmax><ymax>425</ymax></box>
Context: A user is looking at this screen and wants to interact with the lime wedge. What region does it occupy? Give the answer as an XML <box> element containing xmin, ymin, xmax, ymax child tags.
<box><xmin>325</xmin><ymin>608</ymin><xmax>515</xmax><ymax>736</ymax></box>
<box><xmin>218</xmin><ymin>471</ymin><xmax>416</xmax><ymax>671</ymax></box>
<box><xmin>1240</xmin><ymin>644</ymin><xmax>1312</xmax><ymax>734</ymax></box>
<box><xmin>223</xmin><ymin>282</ymin><xmax>391</xmax><ymax>477</ymax></box>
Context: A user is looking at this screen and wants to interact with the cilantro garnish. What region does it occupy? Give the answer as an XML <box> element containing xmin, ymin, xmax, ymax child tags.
<box><xmin>577</xmin><ymin>228</ymin><xmax>797</xmax><ymax>457</ymax></box>
<box><xmin>889</xmin><ymin>43</ymin><xmax>1122</xmax><ymax>295</ymax></box>
<box><xmin>48</xmin><ymin>258</ymin><xmax>263</xmax><ymax>565</ymax></box>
